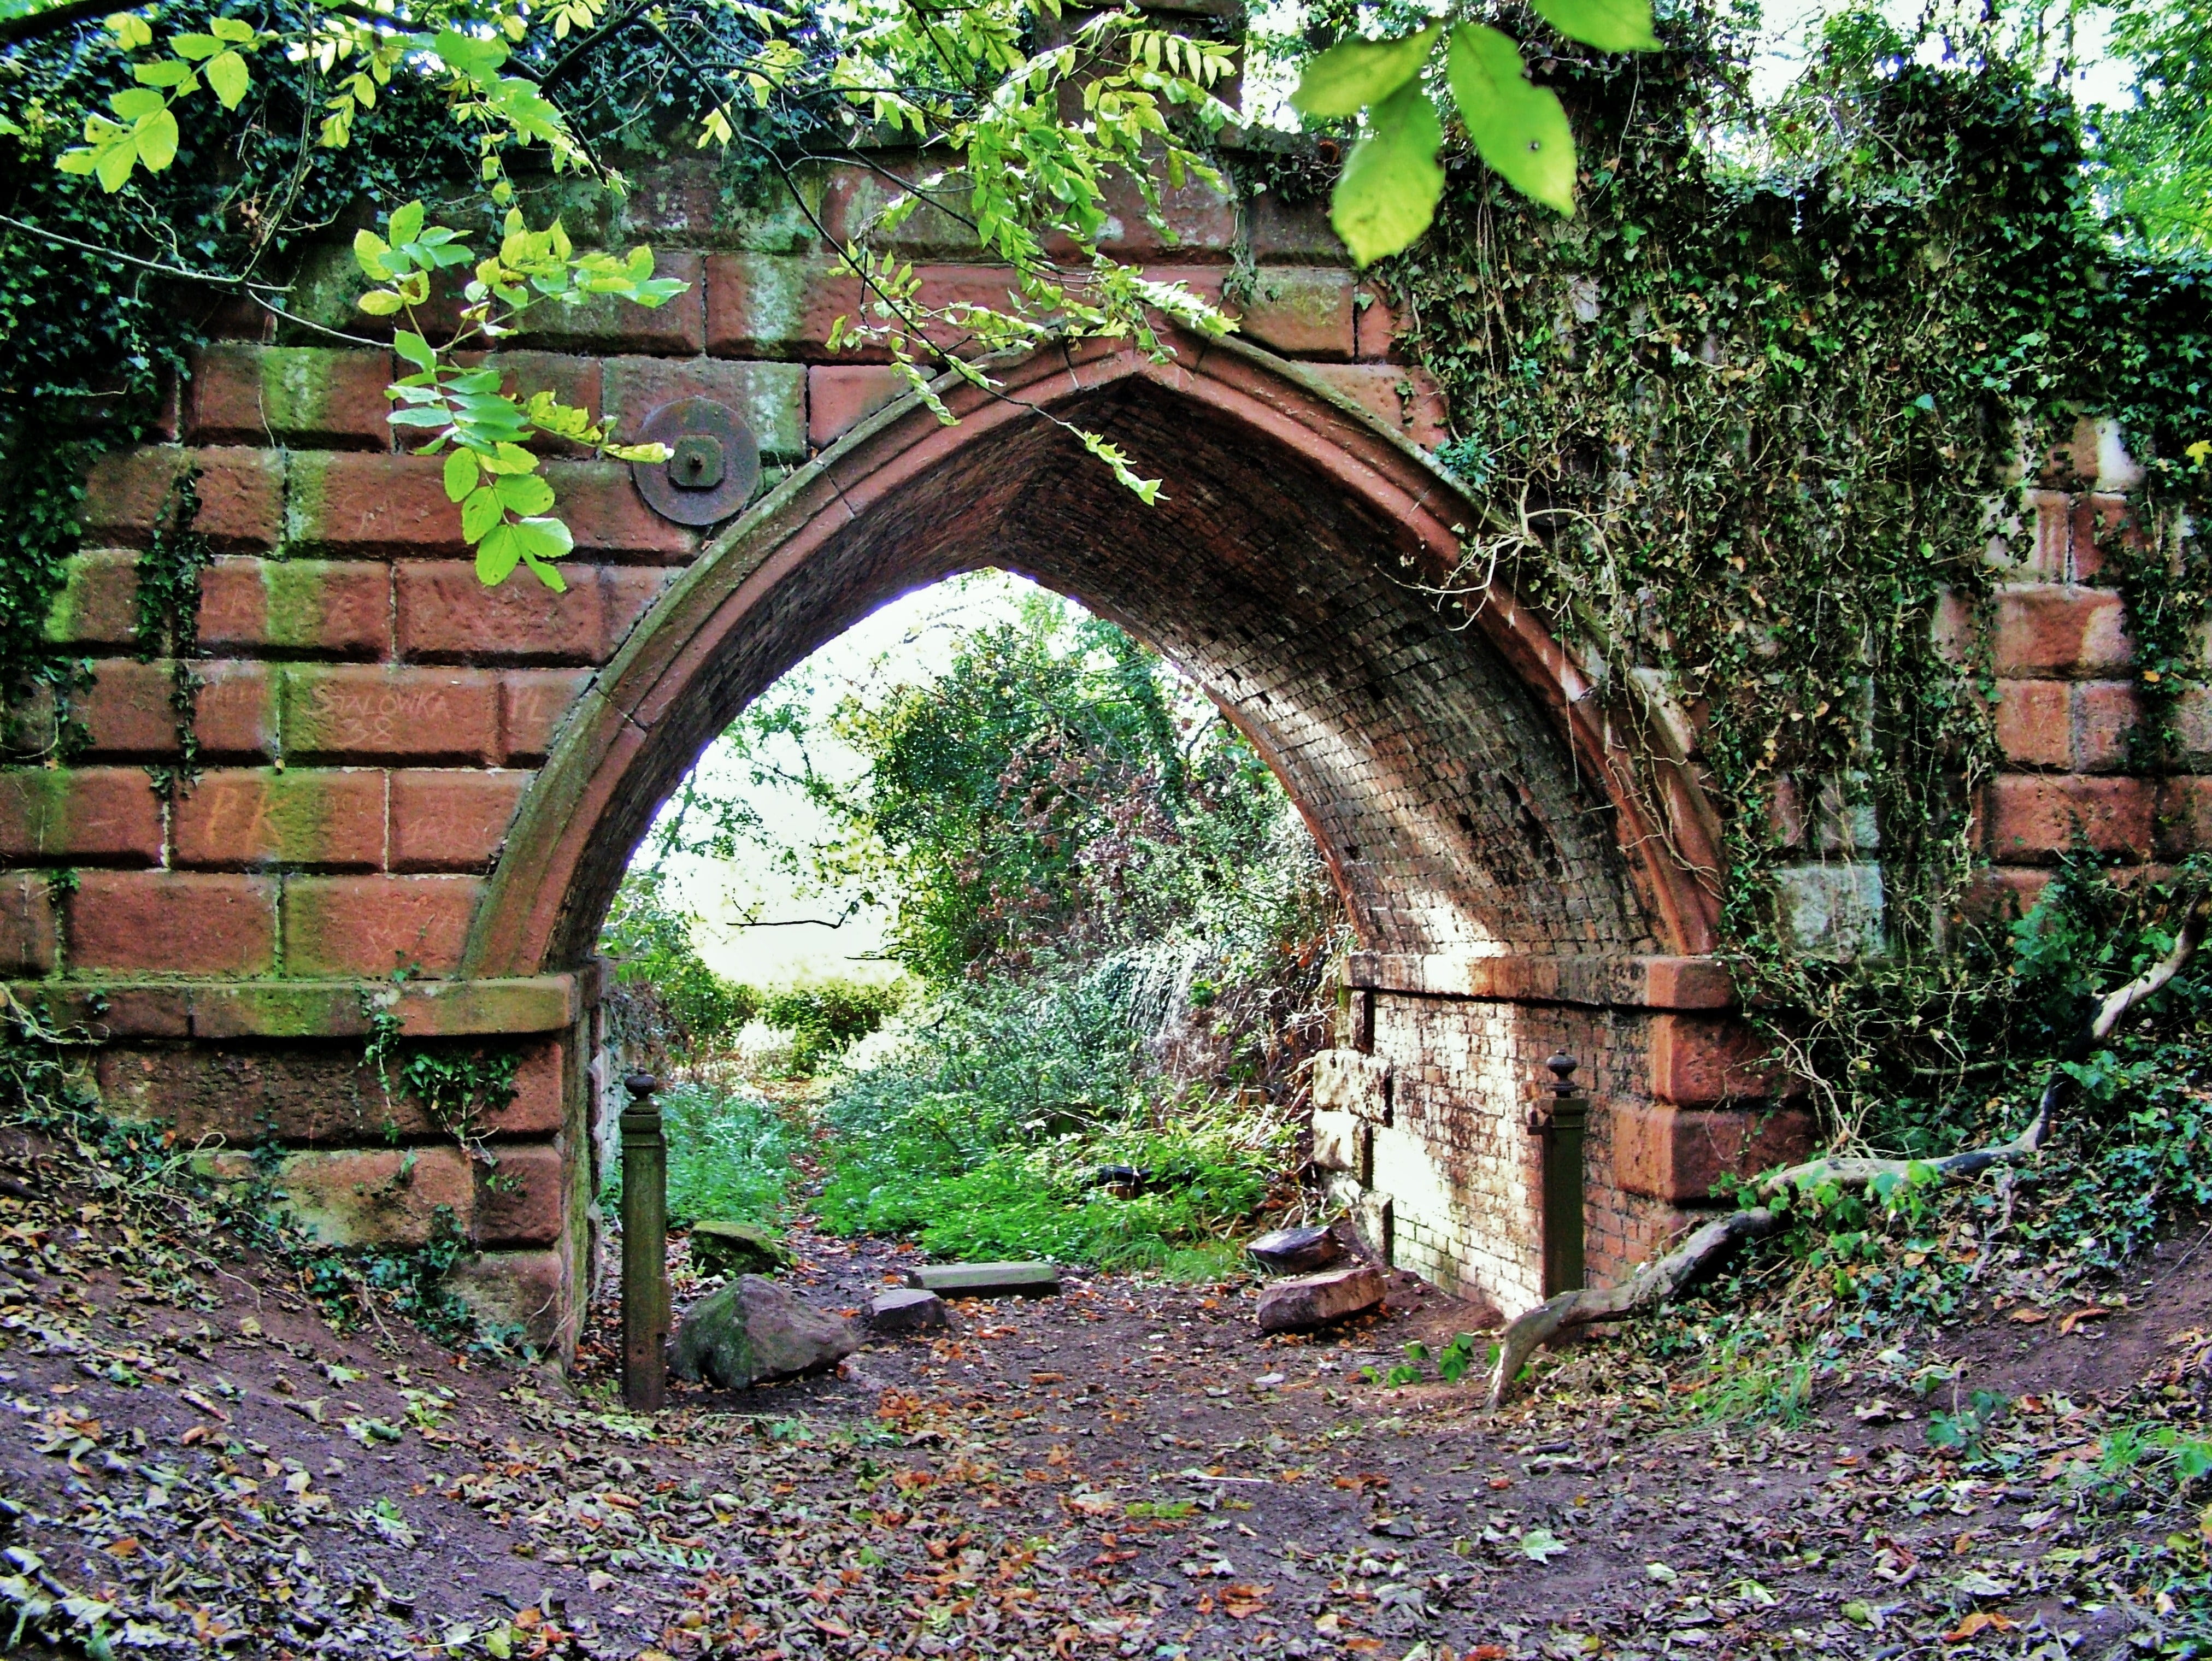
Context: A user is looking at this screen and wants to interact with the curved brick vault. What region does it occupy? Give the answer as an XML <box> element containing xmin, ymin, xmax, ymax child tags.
<box><xmin>470</xmin><ymin>332</ymin><xmax>1722</xmax><ymax>983</ymax></box>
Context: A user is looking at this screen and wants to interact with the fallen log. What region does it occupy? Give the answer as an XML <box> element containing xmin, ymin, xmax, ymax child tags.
<box><xmin>1485</xmin><ymin>894</ymin><xmax>2210</xmax><ymax>1409</ymax></box>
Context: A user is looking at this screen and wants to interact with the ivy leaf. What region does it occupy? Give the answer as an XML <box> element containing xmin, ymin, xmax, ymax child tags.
<box><xmin>1329</xmin><ymin>79</ymin><xmax>1444</xmax><ymax>268</ymax></box>
<box><xmin>133</xmin><ymin>106</ymin><xmax>178</xmax><ymax>171</ymax></box>
<box><xmin>494</xmin><ymin>473</ymin><xmax>555</xmax><ymax>516</ymax></box>
<box><xmin>1289</xmin><ymin>26</ymin><xmax>1438</xmax><ymax>120</ymax></box>
<box><xmin>460</xmin><ymin>486</ymin><xmax>505</xmax><ymax>543</ymax></box>
<box><xmin>204</xmin><ymin>50</ymin><xmax>250</xmax><ymax>110</ymax></box>
<box><xmin>1448</xmin><ymin>24</ymin><xmax>1576</xmax><ymax>217</ymax></box>
<box><xmin>443</xmin><ymin>449</ymin><xmax>479</xmax><ymax>503</ymax></box>
<box><xmin>1531</xmin><ymin>0</ymin><xmax>1660</xmax><ymax>52</ymax></box>
<box><xmin>475</xmin><ymin>522</ymin><xmax>523</xmax><ymax>586</ymax></box>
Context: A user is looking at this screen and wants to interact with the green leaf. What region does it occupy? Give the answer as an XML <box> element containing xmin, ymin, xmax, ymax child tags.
<box><xmin>1447</xmin><ymin>25</ymin><xmax>1576</xmax><ymax>216</ymax></box>
<box><xmin>356</xmin><ymin>290</ymin><xmax>403</xmax><ymax>316</ymax></box>
<box><xmin>1329</xmin><ymin>80</ymin><xmax>1444</xmax><ymax>267</ymax></box>
<box><xmin>209</xmin><ymin>16</ymin><xmax>255</xmax><ymax>42</ymax></box>
<box><xmin>460</xmin><ymin>486</ymin><xmax>505</xmax><ymax>543</ymax></box>
<box><xmin>104</xmin><ymin>13</ymin><xmax>153</xmax><ymax>49</ymax></box>
<box><xmin>107</xmin><ymin>86</ymin><xmax>165</xmax><ymax>120</ymax></box>
<box><xmin>1520</xmin><ymin>1527</ymin><xmax>1569</xmax><ymax>1562</ymax></box>
<box><xmin>170</xmin><ymin>32</ymin><xmax>221</xmax><ymax>58</ymax></box>
<box><xmin>392</xmin><ymin>330</ymin><xmax>437</xmax><ymax>372</ymax></box>
<box><xmin>352</xmin><ymin>228</ymin><xmax>391</xmax><ymax>280</ymax></box>
<box><xmin>493</xmin><ymin>473</ymin><xmax>555</xmax><ymax>516</ymax></box>
<box><xmin>432</xmin><ymin>28</ymin><xmax>509</xmax><ymax>81</ymax></box>
<box><xmin>204</xmin><ymin>50</ymin><xmax>249</xmax><ymax>109</ymax></box>
<box><xmin>133</xmin><ymin>59</ymin><xmax>194</xmax><ymax>86</ymax></box>
<box><xmin>94</xmin><ymin>131</ymin><xmax>137</xmax><ymax>190</ymax></box>
<box><xmin>444</xmin><ymin>449</ymin><xmax>480</xmax><ymax>503</ymax></box>
<box><xmin>133</xmin><ymin>106</ymin><xmax>178</xmax><ymax>171</ymax></box>
<box><xmin>1531</xmin><ymin>0</ymin><xmax>1658</xmax><ymax>52</ymax></box>
<box><xmin>1290</xmin><ymin>26</ymin><xmax>1438</xmax><ymax>120</ymax></box>
<box><xmin>511</xmin><ymin>516</ymin><xmax>573</xmax><ymax>563</ymax></box>
<box><xmin>388</xmin><ymin>200</ymin><xmax>426</xmax><ymax>248</ymax></box>
<box><xmin>475</xmin><ymin>522</ymin><xmax>523</xmax><ymax>586</ymax></box>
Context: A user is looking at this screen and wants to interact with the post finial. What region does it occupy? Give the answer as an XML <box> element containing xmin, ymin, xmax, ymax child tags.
<box><xmin>624</xmin><ymin>1072</ymin><xmax>658</xmax><ymax>1100</ymax></box>
<box><xmin>1545</xmin><ymin>1052</ymin><xmax>1579</xmax><ymax>1095</ymax></box>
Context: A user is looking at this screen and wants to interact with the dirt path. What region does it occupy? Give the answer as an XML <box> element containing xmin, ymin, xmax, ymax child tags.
<box><xmin>5</xmin><ymin>1140</ymin><xmax>2212</xmax><ymax>1658</ymax></box>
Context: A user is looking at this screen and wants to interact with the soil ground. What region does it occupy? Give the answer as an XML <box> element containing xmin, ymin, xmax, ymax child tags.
<box><xmin>5</xmin><ymin>1125</ymin><xmax>2212</xmax><ymax>1659</ymax></box>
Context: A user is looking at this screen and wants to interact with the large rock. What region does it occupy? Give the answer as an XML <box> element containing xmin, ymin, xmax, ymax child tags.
<box><xmin>1247</xmin><ymin>1223</ymin><xmax>1342</xmax><ymax>1275</ymax></box>
<box><xmin>1256</xmin><ymin>1264</ymin><xmax>1385</xmax><ymax>1334</ymax></box>
<box><xmin>687</xmin><ymin>1220</ymin><xmax>792</xmax><ymax>1279</ymax></box>
<box><xmin>672</xmin><ymin>1275</ymin><xmax>858</xmax><ymax>1389</ymax></box>
<box><xmin>869</xmin><ymin>1287</ymin><xmax>949</xmax><ymax>1334</ymax></box>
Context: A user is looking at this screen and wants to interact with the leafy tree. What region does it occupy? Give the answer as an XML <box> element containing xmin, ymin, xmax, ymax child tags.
<box><xmin>2092</xmin><ymin>0</ymin><xmax>2212</xmax><ymax>254</ymax></box>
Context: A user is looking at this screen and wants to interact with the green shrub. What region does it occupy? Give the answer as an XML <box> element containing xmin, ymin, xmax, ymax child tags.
<box><xmin>602</xmin><ymin>871</ymin><xmax>761</xmax><ymax>1060</ymax></box>
<box><xmin>758</xmin><ymin>979</ymin><xmax>907</xmax><ymax>1076</ymax></box>
<box><xmin>606</xmin><ymin>1080</ymin><xmax>796</xmax><ymax>1229</ymax></box>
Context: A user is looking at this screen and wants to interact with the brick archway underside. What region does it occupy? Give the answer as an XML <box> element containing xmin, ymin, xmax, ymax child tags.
<box><xmin>470</xmin><ymin>334</ymin><xmax>1717</xmax><ymax>980</ymax></box>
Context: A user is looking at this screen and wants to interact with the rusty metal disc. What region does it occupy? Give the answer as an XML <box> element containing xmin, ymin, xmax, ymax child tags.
<box><xmin>630</xmin><ymin>397</ymin><xmax>761</xmax><ymax>527</ymax></box>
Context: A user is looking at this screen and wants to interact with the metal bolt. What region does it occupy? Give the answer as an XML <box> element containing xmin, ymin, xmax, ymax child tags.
<box><xmin>668</xmin><ymin>433</ymin><xmax>726</xmax><ymax>490</ymax></box>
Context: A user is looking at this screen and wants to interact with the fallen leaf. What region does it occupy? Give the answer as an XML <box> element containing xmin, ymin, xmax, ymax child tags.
<box><xmin>1946</xmin><ymin>1610</ymin><xmax>2017</xmax><ymax>1640</ymax></box>
<box><xmin>2057</xmin><ymin>1306</ymin><xmax>2113</xmax><ymax>1335</ymax></box>
<box><xmin>2008</xmin><ymin>1307</ymin><xmax>2049</xmax><ymax>1324</ymax></box>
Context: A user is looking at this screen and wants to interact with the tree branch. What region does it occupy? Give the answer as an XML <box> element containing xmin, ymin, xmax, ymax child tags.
<box><xmin>1484</xmin><ymin>893</ymin><xmax>2211</xmax><ymax>1409</ymax></box>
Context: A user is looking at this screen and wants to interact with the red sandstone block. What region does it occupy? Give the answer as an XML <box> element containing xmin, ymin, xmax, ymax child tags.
<box><xmin>705</xmin><ymin>254</ymin><xmax>861</xmax><ymax>360</ymax></box>
<box><xmin>1245</xmin><ymin>191</ymin><xmax>1346</xmax><ymax>263</ymax></box>
<box><xmin>0</xmin><ymin>767</ymin><xmax>162</xmax><ymax>864</ymax></box>
<box><xmin>2075</xmin><ymin>680</ymin><xmax>2141</xmax><ymax>773</ymax></box>
<box><xmin>444</xmin><ymin>1248</ymin><xmax>567</xmax><ymax>1348</ymax></box>
<box><xmin>1354</xmin><ymin>284</ymin><xmax>1405</xmax><ymax>362</ymax></box>
<box><xmin>2176</xmin><ymin>686</ymin><xmax>2212</xmax><ymax>771</ymax></box>
<box><xmin>0</xmin><ymin>873</ymin><xmax>57</xmax><ymax>975</ymax></box>
<box><xmin>1612</xmin><ymin>1102</ymin><xmax>1815</xmax><ymax>1203</ymax></box>
<box><xmin>70</xmin><ymin>870</ymin><xmax>278</xmax><ymax>973</ymax></box>
<box><xmin>43</xmin><ymin>551</ymin><xmax>142</xmax><ymax>648</ymax></box>
<box><xmin>1984</xmin><ymin>773</ymin><xmax>2152</xmax><ymax>862</ymax></box>
<box><xmin>603</xmin><ymin>567</ymin><xmax>675</xmax><ymax>650</ymax></box>
<box><xmin>601</xmin><ymin>356</ymin><xmax>807</xmax><ymax>460</ymax></box>
<box><xmin>281</xmin><ymin>873</ymin><xmax>482</xmax><ymax>975</ymax></box>
<box><xmin>2158</xmin><ymin>778</ymin><xmax>2212</xmax><ymax>859</ymax></box>
<box><xmin>81</xmin><ymin>446</ymin><xmax>283</xmax><ymax>551</ymax></box>
<box><xmin>474</xmin><ymin>1142</ymin><xmax>566</xmax><ymax>1247</ymax></box>
<box><xmin>173</xmin><ymin>768</ymin><xmax>386</xmax><ymax>870</ymax></box>
<box><xmin>1959</xmin><ymin>865</ymin><xmax>2053</xmax><ymax>932</ymax></box>
<box><xmin>500</xmin><ymin>669</ymin><xmax>593</xmax><ymax>764</ymax></box>
<box><xmin>1042</xmin><ymin>169</ymin><xmax>1238</xmax><ymax>262</ymax></box>
<box><xmin>195</xmin><ymin>662</ymin><xmax>280</xmax><ymax>759</ymax></box>
<box><xmin>510</xmin><ymin>252</ymin><xmax>703</xmax><ymax>354</ymax></box>
<box><xmin>480</xmin><ymin>352</ymin><xmax>603</xmax><ymax>456</ymax></box>
<box><xmin>808</xmin><ymin>364</ymin><xmax>909</xmax><ymax>447</ymax></box>
<box><xmin>286</xmin><ymin>452</ymin><xmax>461</xmax><ymax>556</ymax></box>
<box><xmin>1993</xmin><ymin>678</ymin><xmax>2069</xmax><ymax>768</ymax></box>
<box><xmin>274</xmin><ymin>1145</ymin><xmax>474</xmax><ymax>1248</ymax></box>
<box><xmin>1238</xmin><ymin>268</ymin><xmax>1356</xmax><ymax>360</ymax></box>
<box><xmin>390</xmin><ymin>770</ymin><xmax>528</xmax><ymax>872</ymax></box>
<box><xmin>1648</xmin><ymin>1014</ymin><xmax>1789</xmax><ymax>1105</ymax></box>
<box><xmin>197</xmin><ymin>558</ymin><xmax>390</xmax><ymax>657</ymax></box>
<box><xmin>504</xmin><ymin>1039</ymin><xmax>567</xmax><ymax>1135</ymax></box>
<box><xmin>2023</xmin><ymin>488</ymin><xmax>2070</xmax><ymax>579</ymax></box>
<box><xmin>281</xmin><ymin>665</ymin><xmax>499</xmax><ymax>763</ymax></box>
<box><xmin>538</xmin><ymin>461</ymin><xmax>698</xmax><ymax>563</ymax></box>
<box><xmin>2070</xmin><ymin>493</ymin><xmax>2133</xmax><ymax>583</ymax></box>
<box><xmin>1299</xmin><ymin>364</ymin><xmax>1448</xmax><ymax>449</ymax></box>
<box><xmin>1992</xmin><ymin>585</ymin><xmax>2132</xmax><ymax>677</ymax></box>
<box><xmin>396</xmin><ymin>561</ymin><xmax>605</xmax><ymax>665</ymax></box>
<box><xmin>185</xmin><ymin>344</ymin><xmax>395</xmax><ymax>450</ymax></box>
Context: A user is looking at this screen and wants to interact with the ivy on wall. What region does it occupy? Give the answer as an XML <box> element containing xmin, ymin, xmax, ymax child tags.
<box><xmin>1365</xmin><ymin>10</ymin><xmax>2212</xmax><ymax>1145</ymax></box>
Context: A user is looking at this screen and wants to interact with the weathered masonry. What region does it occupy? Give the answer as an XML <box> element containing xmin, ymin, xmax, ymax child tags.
<box><xmin>0</xmin><ymin>157</ymin><xmax>2179</xmax><ymax>1351</ymax></box>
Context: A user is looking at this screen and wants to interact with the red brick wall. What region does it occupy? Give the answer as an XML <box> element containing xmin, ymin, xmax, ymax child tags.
<box><xmin>0</xmin><ymin>154</ymin><xmax>2178</xmax><ymax>1345</ymax></box>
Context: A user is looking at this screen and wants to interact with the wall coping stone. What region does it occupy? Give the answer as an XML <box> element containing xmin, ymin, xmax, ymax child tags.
<box><xmin>4</xmin><ymin>974</ymin><xmax>581</xmax><ymax>1038</ymax></box>
<box><xmin>1343</xmin><ymin>952</ymin><xmax>1733</xmax><ymax>1009</ymax></box>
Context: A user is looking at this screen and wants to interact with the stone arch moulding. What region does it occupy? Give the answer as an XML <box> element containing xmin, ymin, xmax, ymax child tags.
<box><xmin>465</xmin><ymin>331</ymin><xmax>1725</xmax><ymax>985</ymax></box>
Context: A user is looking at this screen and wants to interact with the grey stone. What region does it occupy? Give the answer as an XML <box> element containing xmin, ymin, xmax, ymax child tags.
<box><xmin>1255</xmin><ymin>1264</ymin><xmax>1385</xmax><ymax>1334</ymax></box>
<box><xmin>687</xmin><ymin>1220</ymin><xmax>792</xmax><ymax>1279</ymax></box>
<box><xmin>906</xmin><ymin>1262</ymin><xmax>1061</xmax><ymax>1298</ymax></box>
<box><xmin>671</xmin><ymin>1274</ymin><xmax>858</xmax><ymax>1389</ymax></box>
<box><xmin>1310</xmin><ymin>1109</ymin><xmax>1369</xmax><ymax>1178</ymax></box>
<box><xmin>1246</xmin><ymin>1224</ymin><xmax>1342</xmax><ymax>1275</ymax></box>
<box><xmin>869</xmin><ymin>1287</ymin><xmax>949</xmax><ymax>1334</ymax></box>
<box><xmin>1311</xmin><ymin>1050</ymin><xmax>1392</xmax><ymax>1124</ymax></box>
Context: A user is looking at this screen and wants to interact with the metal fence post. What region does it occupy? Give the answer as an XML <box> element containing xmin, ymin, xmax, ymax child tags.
<box><xmin>1530</xmin><ymin>1052</ymin><xmax>1587</xmax><ymax>1298</ymax></box>
<box><xmin>620</xmin><ymin>1072</ymin><xmax>668</xmax><ymax>1411</ymax></box>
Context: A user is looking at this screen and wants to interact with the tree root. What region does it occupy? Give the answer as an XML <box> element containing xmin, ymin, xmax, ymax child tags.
<box><xmin>1484</xmin><ymin>895</ymin><xmax>2210</xmax><ymax>1409</ymax></box>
